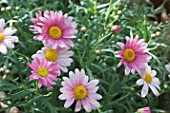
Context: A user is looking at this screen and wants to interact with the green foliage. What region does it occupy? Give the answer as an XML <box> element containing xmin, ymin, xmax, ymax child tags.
<box><xmin>0</xmin><ymin>0</ymin><xmax>170</xmax><ymax>112</ymax></box>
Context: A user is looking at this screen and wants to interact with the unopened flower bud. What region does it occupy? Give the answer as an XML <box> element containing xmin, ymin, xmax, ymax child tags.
<box><xmin>5</xmin><ymin>70</ymin><xmax>10</xmax><ymax>74</ymax></box>
<box><xmin>0</xmin><ymin>68</ymin><xmax>4</xmax><ymax>72</ymax></box>
<box><xmin>96</xmin><ymin>50</ymin><xmax>102</xmax><ymax>55</ymax></box>
<box><xmin>117</xmin><ymin>2</ymin><xmax>122</xmax><ymax>6</ymax></box>
<box><xmin>154</xmin><ymin>21</ymin><xmax>158</xmax><ymax>25</ymax></box>
<box><xmin>131</xmin><ymin>88</ymin><xmax>135</xmax><ymax>93</ymax></box>
<box><xmin>80</xmin><ymin>26</ymin><xmax>86</xmax><ymax>33</ymax></box>
<box><xmin>151</xmin><ymin>34</ymin><xmax>156</xmax><ymax>38</ymax></box>
<box><xmin>2</xmin><ymin>75</ymin><xmax>6</xmax><ymax>79</ymax></box>
<box><xmin>77</xmin><ymin>39</ymin><xmax>82</xmax><ymax>42</ymax></box>
<box><xmin>9</xmin><ymin>63</ymin><xmax>12</xmax><ymax>67</ymax></box>
<box><xmin>15</xmin><ymin>6</ymin><xmax>20</xmax><ymax>10</ymax></box>
<box><xmin>10</xmin><ymin>107</ymin><xmax>22</xmax><ymax>113</ymax></box>
<box><xmin>111</xmin><ymin>25</ymin><xmax>120</xmax><ymax>34</ymax></box>
<box><xmin>117</xmin><ymin>10</ymin><xmax>122</xmax><ymax>15</ymax></box>
<box><xmin>1</xmin><ymin>7</ymin><xmax>5</xmax><ymax>11</ymax></box>
<box><xmin>6</xmin><ymin>6</ymin><xmax>12</xmax><ymax>11</ymax></box>
<box><xmin>136</xmin><ymin>107</ymin><xmax>151</xmax><ymax>113</ymax></box>
<box><xmin>156</xmin><ymin>31</ymin><xmax>161</xmax><ymax>36</ymax></box>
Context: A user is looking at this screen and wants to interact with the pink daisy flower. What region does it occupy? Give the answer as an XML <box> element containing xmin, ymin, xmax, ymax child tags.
<box><xmin>116</xmin><ymin>35</ymin><xmax>152</xmax><ymax>75</ymax></box>
<box><xmin>136</xmin><ymin>64</ymin><xmax>160</xmax><ymax>97</ymax></box>
<box><xmin>32</xmin><ymin>41</ymin><xmax>74</xmax><ymax>72</ymax></box>
<box><xmin>59</xmin><ymin>69</ymin><xmax>102</xmax><ymax>112</ymax></box>
<box><xmin>0</xmin><ymin>19</ymin><xmax>18</xmax><ymax>54</ymax></box>
<box><xmin>27</xmin><ymin>58</ymin><xmax>60</xmax><ymax>89</ymax></box>
<box><xmin>32</xmin><ymin>10</ymin><xmax>77</xmax><ymax>48</ymax></box>
<box><xmin>165</xmin><ymin>63</ymin><xmax>170</xmax><ymax>78</ymax></box>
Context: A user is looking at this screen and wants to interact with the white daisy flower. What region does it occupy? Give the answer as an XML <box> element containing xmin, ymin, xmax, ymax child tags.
<box><xmin>136</xmin><ymin>64</ymin><xmax>160</xmax><ymax>97</ymax></box>
<box><xmin>165</xmin><ymin>63</ymin><xmax>170</xmax><ymax>78</ymax></box>
<box><xmin>0</xmin><ymin>19</ymin><xmax>18</xmax><ymax>54</ymax></box>
<box><xmin>32</xmin><ymin>41</ymin><xmax>74</xmax><ymax>72</ymax></box>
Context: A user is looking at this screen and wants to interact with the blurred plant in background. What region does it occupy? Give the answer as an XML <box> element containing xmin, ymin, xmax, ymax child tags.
<box><xmin>0</xmin><ymin>0</ymin><xmax>170</xmax><ymax>113</ymax></box>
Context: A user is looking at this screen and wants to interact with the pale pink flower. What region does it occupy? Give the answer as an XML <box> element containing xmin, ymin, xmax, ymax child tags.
<box><xmin>137</xmin><ymin>106</ymin><xmax>151</xmax><ymax>113</ymax></box>
<box><xmin>0</xmin><ymin>19</ymin><xmax>18</xmax><ymax>54</ymax></box>
<box><xmin>136</xmin><ymin>64</ymin><xmax>160</xmax><ymax>97</ymax></box>
<box><xmin>27</xmin><ymin>58</ymin><xmax>60</xmax><ymax>89</ymax></box>
<box><xmin>32</xmin><ymin>41</ymin><xmax>74</xmax><ymax>72</ymax></box>
<box><xmin>59</xmin><ymin>69</ymin><xmax>102</xmax><ymax>112</ymax></box>
<box><xmin>165</xmin><ymin>63</ymin><xmax>170</xmax><ymax>78</ymax></box>
<box><xmin>116</xmin><ymin>35</ymin><xmax>152</xmax><ymax>75</ymax></box>
<box><xmin>32</xmin><ymin>10</ymin><xmax>77</xmax><ymax>48</ymax></box>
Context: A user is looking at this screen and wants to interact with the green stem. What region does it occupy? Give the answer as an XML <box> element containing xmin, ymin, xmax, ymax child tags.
<box><xmin>109</xmin><ymin>92</ymin><xmax>131</xmax><ymax>106</ymax></box>
<box><xmin>95</xmin><ymin>32</ymin><xmax>112</xmax><ymax>45</ymax></box>
<box><xmin>9</xmin><ymin>48</ymin><xmax>30</xmax><ymax>60</ymax></box>
<box><xmin>105</xmin><ymin>0</ymin><xmax>113</xmax><ymax>22</ymax></box>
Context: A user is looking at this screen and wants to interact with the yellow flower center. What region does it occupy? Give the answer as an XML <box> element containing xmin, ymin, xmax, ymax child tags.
<box><xmin>74</xmin><ymin>85</ymin><xmax>87</xmax><ymax>100</ymax></box>
<box><xmin>37</xmin><ymin>67</ymin><xmax>49</xmax><ymax>77</ymax></box>
<box><xmin>45</xmin><ymin>49</ymin><xmax>58</xmax><ymax>62</ymax></box>
<box><xmin>42</xmin><ymin>26</ymin><xmax>44</xmax><ymax>30</ymax></box>
<box><xmin>144</xmin><ymin>72</ymin><xmax>152</xmax><ymax>83</ymax></box>
<box><xmin>48</xmin><ymin>26</ymin><xmax>62</xmax><ymax>39</ymax></box>
<box><xmin>124</xmin><ymin>48</ymin><xmax>135</xmax><ymax>62</ymax></box>
<box><xmin>0</xmin><ymin>33</ymin><xmax>4</xmax><ymax>43</ymax></box>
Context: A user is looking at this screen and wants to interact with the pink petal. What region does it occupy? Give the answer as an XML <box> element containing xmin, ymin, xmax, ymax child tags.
<box><xmin>64</xmin><ymin>97</ymin><xmax>75</xmax><ymax>108</ymax></box>
<box><xmin>75</xmin><ymin>100</ymin><xmax>81</xmax><ymax>112</ymax></box>
<box><xmin>82</xmin><ymin>99</ymin><xmax>92</xmax><ymax>112</ymax></box>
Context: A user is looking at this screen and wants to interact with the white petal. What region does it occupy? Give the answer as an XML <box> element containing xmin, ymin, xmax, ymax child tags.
<box><xmin>165</xmin><ymin>64</ymin><xmax>170</xmax><ymax>73</ymax></box>
<box><xmin>148</xmin><ymin>84</ymin><xmax>160</xmax><ymax>96</ymax></box>
<box><xmin>86</xmin><ymin>80</ymin><xmax>99</xmax><ymax>89</ymax></box>
<box><xmin>2</xmin><ymin>28</ymin><xmax>17</xmax><ymax>37</ymax></box>
<box><xmin>59</xmin><ymin>94</ymin><xmax>67</xmax><ymax>100</ymax></box>
<box><xmin>150</xmin><ymin>70</ymin><xmax>157</xmax><ymax>77</ymax></box>
<box><xmin>5</xmin><ymin>36</ymin><xmax>18</xmax><ymax>42</ymax></box>
<box><xmin>88</xmin><ymin>93</ymin><xmax>102</xmax><ymax>100</ymax></box>
<box><xmin>136</xmin><ymin>79</ymin><xmax>144</xmax><ymax>86</ymax></box>
<box><xmin>0</xmin><ymin>44</ymin><xmax>7</xmax><ymax>54</ymax></box>
<box><xmin>0</xmin><ymin>19</ymin><xmax>5</xmax><ymax>32</ymax></box>
<box><xmin>141</xmin><ymin>82</ymin><xmax>148</xmax><ymax>97</ymax></box>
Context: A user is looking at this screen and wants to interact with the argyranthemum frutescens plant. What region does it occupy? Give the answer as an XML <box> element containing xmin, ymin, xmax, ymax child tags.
<box><xmin>0</xmin><ymin>0</ymin><xmax>170</xmax><ymax>113</ymax></box>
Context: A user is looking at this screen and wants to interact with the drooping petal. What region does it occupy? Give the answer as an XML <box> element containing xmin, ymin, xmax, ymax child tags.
<box><xmin>141</xmin><ymin>82</ymin><xmax>149</xmax><ymax>97</ymax></box>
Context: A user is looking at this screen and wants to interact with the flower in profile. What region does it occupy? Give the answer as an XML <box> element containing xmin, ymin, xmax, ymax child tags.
<box><xmin>116</xmin><ymin>35</ymin><xmax>152</xmax><ymax>75</ymax></box>
<box><xmin>111</xmin><ymin>25</ymin><xmax>120</xmax><ymax>34</ymax></box>
<box><xmin>59</xmin><ymin>69</ymin><xmax>102</xmax><ymax>112</ymax></box>
<box><xmin>165</xmin><ymin>63</ymin><xmax>170</xmax><ymax>78</ymax></box>
<box><xmin>32</xmin><ymin>41</ymin><xmax>74</xmax><ymax>72</ymax></box>
<box><xmin>136</xmin><ymin>64</ymin><xmax>160</xmax><ymax>97</ymax></box>
<box><xmin>136</xmin><ymin>107</ymin><xmax>151</xmax><ymax>113</ymax></box>
<box><xmin>0</xmin><ymin>19</ymin><xmax>18</xmax><ymax>54</ymax></box>
<box><xmin>29</xmin><ymin>10</ymin><xmax>51</xmax><ymax>34</ymax></box>
<box><xmin>27</xmin><ymin>58</ymin><xmax>60</xmax><ymax>89</ymax></box>
<box><xmin>32</xmin><ymin>10</ymin><xmax>77</xmax><ymax>48</ymax></box>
